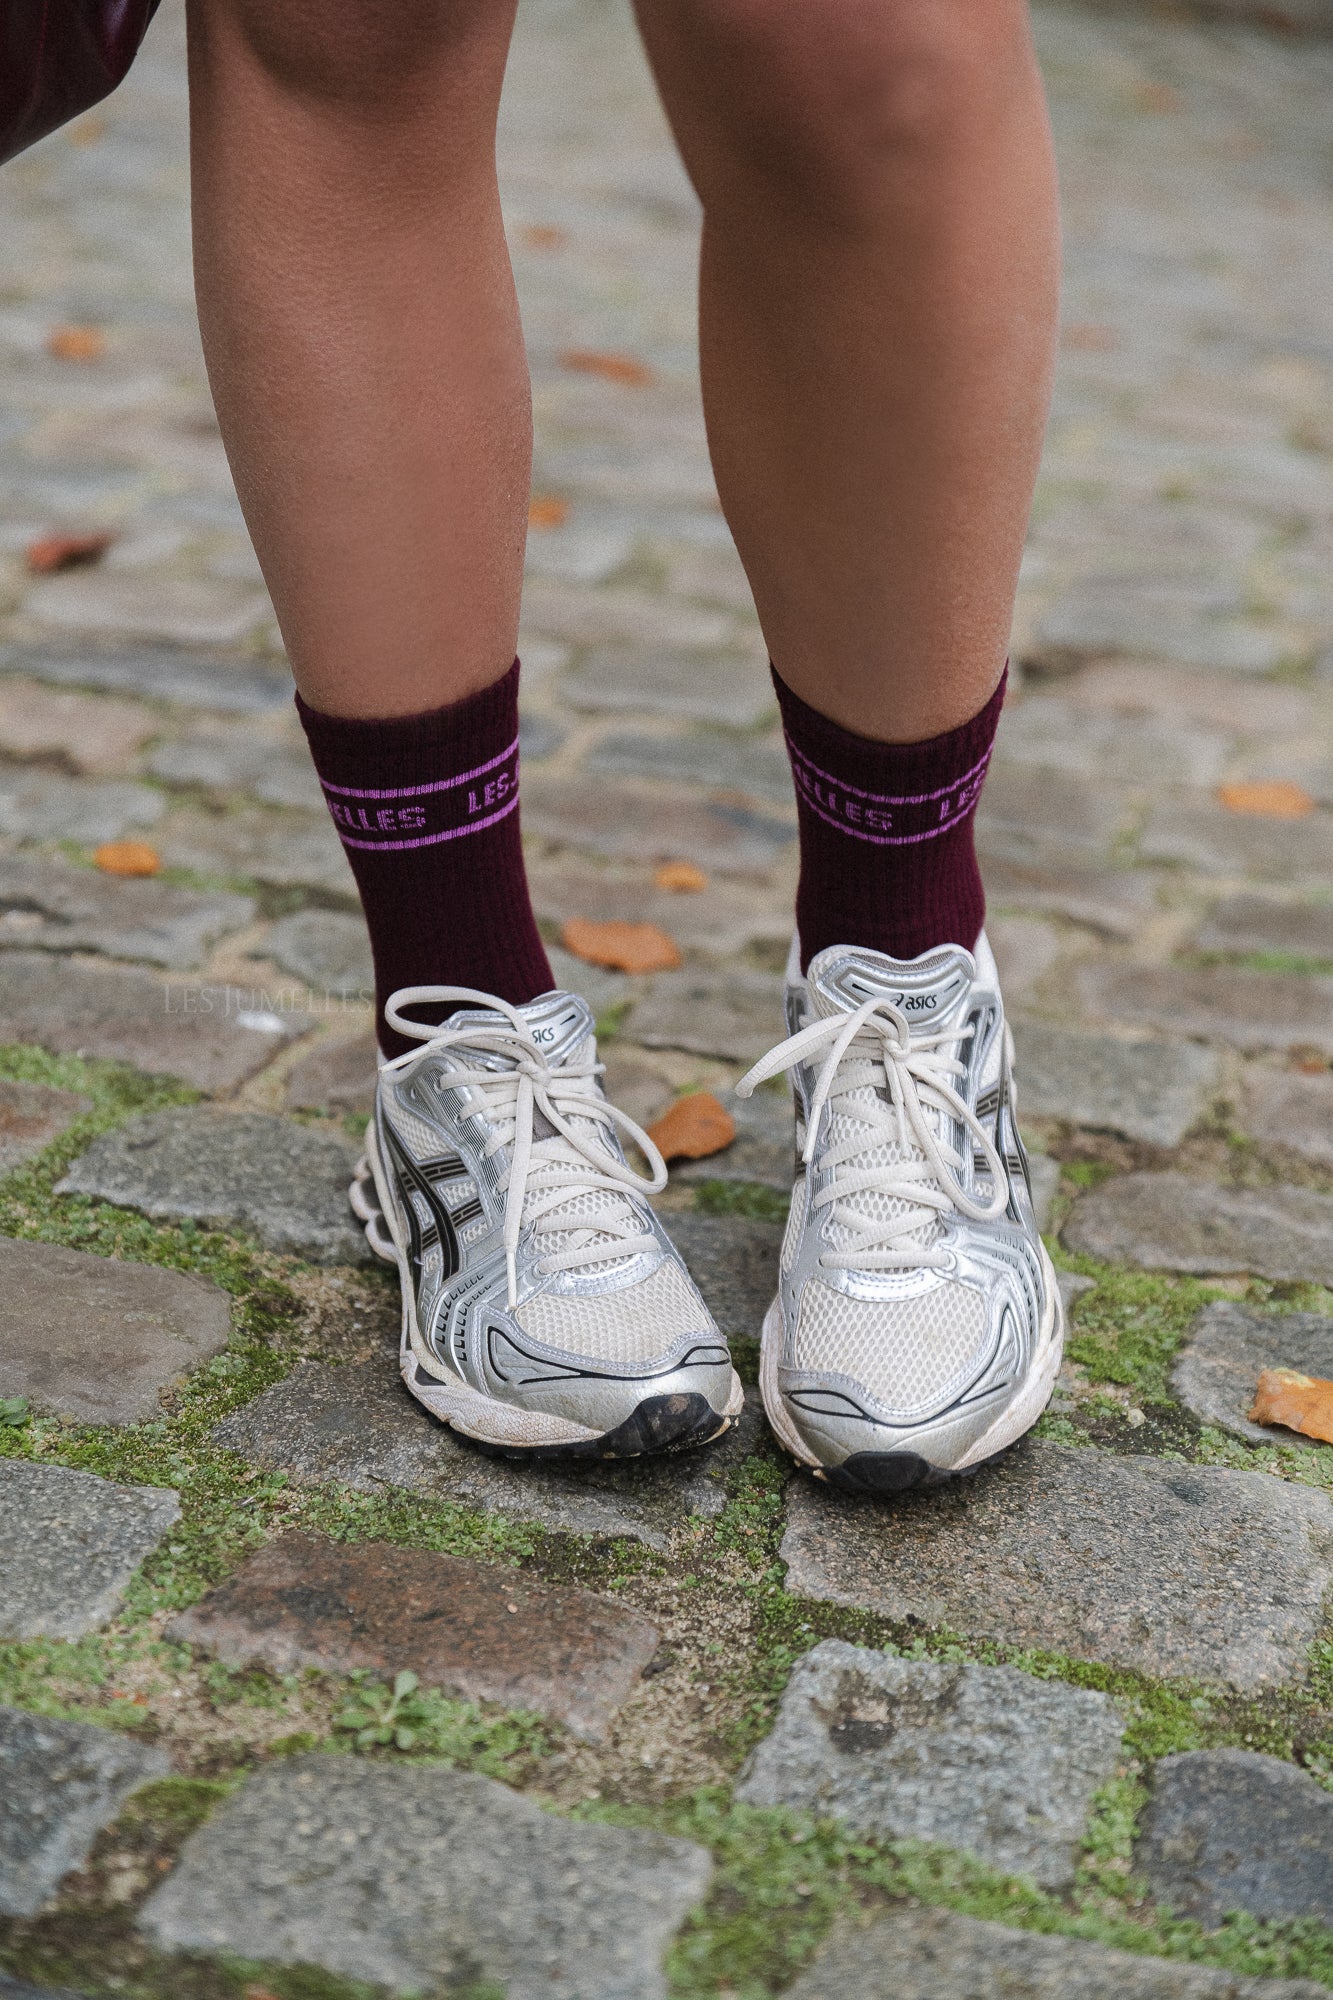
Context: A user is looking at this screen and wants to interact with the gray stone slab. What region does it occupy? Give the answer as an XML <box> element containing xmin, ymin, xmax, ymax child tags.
<box><xmin>671</xmin><ymin>1083</ymin><xmax>795</xmax><ymax>1189</ymax></box>
<box><xmin>58</xmin><ymin>1108</ymin><xmax>368</xmax><ymax>1264</ymax></box>
<box><xmin>0</xmin><ymin>1079</ymin><xmax>91</xmax><ymax>1174</ymax></box>
<box><xmin>1078</xmin><ymin>963</ymin><xmax>1333</xmax><ymax>1059</ymax></box>
<box><xmin>736</xmin><ymin>1640</ymin><xmax>1123</xmax><ymax>1888</ymax></box>
<box><xmin>0</xmin><ymin>953</ymin><xmax>309</xmax><ymax>1090</ymax></box>
<box><xmin>139</xmin><ymin>1754</ymin><xmax>711</xmax><ymax>2000</ymax></box>
<box><xmin>0</xmin><ymin>851</ymin><xmax>254</xmax><ymax>970</ymax></box>
<box><xmin>1238</xmin><ymin>1066</ymin><xmax>1333</xmax><ymax>1169</ymax></box>
<box><xmin>261</xmin><ymin>910</ymin><xmax>373</xmax><ymax>999</ymax></box>
<box><xmin>1140</xmin><ymin>797</ymin><xmax>1333</xmax><ymax>884</ymax></box>
<box><xmin>586</xmin><ymin>728</ymin><xmax>795</xmax><ymax>807</ymax></box>
<box><xmin>545</xmin><ymin>945</ymin><xmax>632</xmax><ymax>1020</ymax></box>
<box><xmin>779</xmin><ymin>1440</ymin><xmax>1333</xmax><ymax>1691</ymax></box>
<box><xmin>156</xmin><ymin>808</ymin><xmax>355</xmax><ymax>898</ymax></box>
<box><xmin>1036</xmin><ymin>596</ymin><xmax>1286</xmax><ymax>676</ymax></box>
<box><xmin>560</xmin><ymin>643</ymin><xmax>777</xmax><ymax>728</ymax></box>
<box><xmin>0</xmin><ymin>1238</ymin><xmax>232</xmax><ymax>1425</ymax></box>
<box><xmin>1171</xmin><ymin>1301</ymin><xmax>1333</xmax><ymax>1447</ymax></box>
<box><xmin>527</xmin><ymin>851</ymin><xmax>795</xmax><ymax>957</ymax></box>
<box><xmin>1011</xmin><ymin>1022</ymin><xmax>1219</xmax><ymax>1147</ymax></box>
<box><xmin>1195</xmin><ymin>895</ymin><xmax>1333</xmax><ymax>966</ymax></box>
<box><xmin>627</xmin><ymin>965</ymin><xmax>783</xmax><ymax>1063</ymax></box>
<box><xmin>1064</xmin><ymin>1172</ymin><xmax>1333</xmax><ymax>1288</ymax></box>
<box><xmin>994</xmin><ymin>695</ymin><xmax>1232</xmax><ymax>788</ymax></box>
<box><xmin>0</xmin><ymin>773</ymin><xmax>164</xmax><ymax>846</ymax></box>
<box><xmin>214</xmin><ymin>1360</ymin><xmax>763</xmax><ymax>1551</ymax></box>
<box><xmin>0</xmin><ymin>1705</ymin><xmax>169</xmax><ymax>1918</ymax></box>
<box><xmin>975</xmin><ymin>766</ymin><xmax>1131</xmax><ymax>862</ymax></box>
<box><xmin>1029</xmin><ymin>1152</ymin><xmax>1061</xmax><ymax>1233</ymax></box>
<box><xmin>988</xmin><ymin>914</ymin><xmax>1061</xmax><ymax>1004</ymax></box>
<box><xmin>0</xmin><ymin>645</ymin><xmax>294</xmax><ymax>713</ymax></box>
<box><xmin>285</xmin><ymin>1031</ymin><xmax>378</xmax><ymax>1117</ymax></box>
<box><xmin>663</xmin><ymin>1213</ymin><xmax>783</xmax><ymax>1341</ymax></box>
<box><xmin>783</xmin><ymin>1906</ymin><xmax>1331</xmax><ymax>2000</ymax></box>
<box><xmin>148</xmin><ymin>733</ymin><xmax>324</xmax><ymax>811</ymax></box>
<box><xmin>0</xmin><ymin>1461</ymin><xmax>180</xmax><ymax>1640</ymax></box>
<box><xmin>519</xmin><ymin>712</ymin><xmax>565</xmax><ymax>762</ymax></box>
<box><xmin>1137</xmin><ymin>1751</ymin><xmax>1333</xmax><ymax>1928</ymax></box>
<box><xmin>523</xmin><ymin>771</ymin><xmax>794</xmax><ymax>876</ymax></box>
<box><xmin>0</xmin><ymin>1977</ymin><xmax>88</xmax><ymax>1998</ymax></box>
<box><xmin>978</xmin><ymin>849</ymin><xmax>1157</xmax><ymax>940</ymax></box>
<box><xmin>0</xmin><ymin>679</ymin><xmax>157</xmax><ymax>777</ymax></box>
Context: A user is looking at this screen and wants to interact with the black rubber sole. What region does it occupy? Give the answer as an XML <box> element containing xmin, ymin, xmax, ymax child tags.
<box><xmin>819</xmin><ymin>1446</ymin><xmax>1002</xmax><ymax>1496</ymax></box>
<box><xmin>428</xmin><ymin>1387</ymin><xmax>734</xmax><ymax>1464</ymax></box>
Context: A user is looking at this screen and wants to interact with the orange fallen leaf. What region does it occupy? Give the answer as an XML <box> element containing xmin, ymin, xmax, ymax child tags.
<box><xmin>47</xmin><ymin>324</ymin><xmax>104</xmax><ymax>362</ymax></box>
<box><xmin>94</xmin><ymin>840</ymin><xmax>160</xmax><ymax>877</ymax></box>
<box><xmin>654</xmin><ymin>861</ymin><xmax>708</xmax><ymax>894</ymax></box>
<box><xmin>1217</xmin><ymin>780</ymin><xmax>1314</xmax><ymax>820</ymax></box>
<box><xmin>559</xmin><ymin>348</ymin><xmax>654</xmax><ymax>388</ymax></box>
<box><xmin>243</xmin><ymin>1988</ymin><xmax>283</xmax><ymax>2000</ymax></box>
<box><xmin>25</xmin><ymin>531</ymin><xmax>114</xmax><ymax>575</ymax></box>
<box><xmin>528</xmin><ymin>494</ymin><xmax>569</xmax><ymax>530</ymax></box>
<box><xmin>69</xmin><ymin>114</ymin><xmax>107</xmax><ymax>146</ymax></box>
<box><xmin>648</xmin><ymin>1091</ymin><xmax>736</xmax><ymax>1163</ymax></box>
<box><xmin>561</xmin><ymin>917</ymin><xmax>681</xmax><ymax>974</ymax></box>
<box><xmin>1248</xmin><ymin>1367</ymin><xmax>1333</xmax><ymax>1445</ymax></box>
<box><xmin>522</xmin><ymin>224</ymin><xmax>566</xmax><ymax>251</ymax></box>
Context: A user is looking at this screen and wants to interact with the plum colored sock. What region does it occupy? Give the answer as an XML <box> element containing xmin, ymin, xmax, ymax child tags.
<box><xmin>296</xmin><ymin>660</ymin><xmax>554</xmax><ymax>1057</ymax></box>
<box><xmin>773</xmin><ymin>663</ymin><xmax>1007</xmax><ymax>970</ymax></box>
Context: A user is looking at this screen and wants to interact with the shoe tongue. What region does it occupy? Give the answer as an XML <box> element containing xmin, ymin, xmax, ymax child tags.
<box><xmin>443</xmin><ymin>989</ymin><xmax>594</xmax><ymax>1065</ymax></box>
<box><xmin>806</xmin><ymin>943</ymin><xmax>976</xmax><ymax>1032</ymax></box>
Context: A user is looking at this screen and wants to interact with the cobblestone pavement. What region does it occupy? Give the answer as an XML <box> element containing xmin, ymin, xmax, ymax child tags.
<box><xmin>1</xmin><ymin>2</ymin><xmax>1332</xmax><ymax>1996</ymax></box>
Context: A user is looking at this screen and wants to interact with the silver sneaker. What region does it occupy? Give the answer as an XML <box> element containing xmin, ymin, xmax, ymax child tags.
<box><xmin>735</xmin><ymin>936</ymin><xmax>1062</xmax><ymax>1493</ymax></box>
<box><xmin>350</xmin><ymin>983</ymin><xmax>743</xmax><ymax>1457</ymax></box>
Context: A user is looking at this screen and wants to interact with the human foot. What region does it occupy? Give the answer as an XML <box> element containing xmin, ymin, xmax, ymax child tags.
<box><xmin>736</xmin><ymin>936</ymin><xmax>1062</xmax><ymax>1493</ymax></box>
<box><xmin>350</xmin><ymin>983</ymin><xmax>743</xmax><ymax>1457</ymax></box>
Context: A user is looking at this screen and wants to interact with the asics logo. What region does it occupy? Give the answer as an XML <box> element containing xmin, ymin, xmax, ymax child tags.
<box><xmin>892</xmin><ymin>991</ymin><xmax>937</xmax><ymax>1012</ymax></box>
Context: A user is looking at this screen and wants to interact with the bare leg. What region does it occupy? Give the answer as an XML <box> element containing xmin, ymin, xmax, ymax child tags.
<box><xmin>634</xmin><ymin>0</ymin><xmax>1060</xmax><ymax>741</ymax></box>
<box><xmin>187</xmin><ymin>0</ymin><xmax>526</xmax><ymax>718</ymax></box>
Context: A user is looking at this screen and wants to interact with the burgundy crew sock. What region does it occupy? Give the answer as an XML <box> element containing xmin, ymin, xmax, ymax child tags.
<box><xmin>296</xmin><ymin>660</ymin><xmax>554</xmax><ymax>1057</ymax></box>
<box><xmin>772</xmin><ymin>663</ymin><xmax>1007</xmax><ymax>970</ymax></box>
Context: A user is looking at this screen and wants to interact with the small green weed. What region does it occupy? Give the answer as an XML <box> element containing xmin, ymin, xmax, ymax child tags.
<box><xmin>332</xmin><ymin>1672</ymin><xmax>552</xmax><ymax>1776</ymax></box>
<box><xmin>693</xmin><ymin>1179</ymin><xmax>788</xmax><ymax>1225</ymax></box>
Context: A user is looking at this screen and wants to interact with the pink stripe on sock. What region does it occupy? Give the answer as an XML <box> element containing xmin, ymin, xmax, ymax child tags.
<box><xmin>318</xmin><ymin>735</ymin><xmax>519</xmax><ymax>800</ymax></box>
<box><xmin>334</xmin><ymin>794</ymin><xmax>520</xmax><ymax>851</ymax></box>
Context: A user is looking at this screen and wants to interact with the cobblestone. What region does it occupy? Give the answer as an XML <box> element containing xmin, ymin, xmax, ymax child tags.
<box><xmin>58</xmin><ymin>1108</ymin><xmax>368</xmax><ymax>1263</ymax></box>
<box><xmin>1238</xmin><ymin>1065</ymin><xmax>1333</xmax><ymax>1169</ymax></box>
<box><xmin>0</xmin><ymin>772</ymin><xmax>163</xmax><ymax>845</ymax></box>
<box><xmin>1194</xmin><ymin>894</ymin><xmax>1333</xmax><ymax>964</ymax></box>
<box><xmin>0</xmin><ymin>1078</ymin><xmax>90</xmax><ymax>1173</ymax></box>
<box><xmin>736</xmin><ymin>1640</ymin><xmax>1123</xmax><ymax>1888</ymax></box>
<box><xmin>0</xmin><ymin>1462</ymin><xmax>180</xmax><ymax>1640</ymax></box>
<box><xmin>0</xmin><ymin>1706</ymin><xmax>169</xmax><ymax>1918</ymax></box>
<box><xmin>140</xmin><ymin>1756</ymin><xmax>712</xmax><ymax>2000</ymax></box>
<box><xmin>1139</xmin><ymin>796</ymin><xmax>1333</xmax><ymax>883</ymax></box>
<box><xmin>0</xmin><ymin>953</ymin><xmax>308</xmax><ymax>1089</ymax></box>
<box><xmin>0</xmin><ymin>644</ymin><xmax>293</xmax><ymax>712</ymax></box>
<box><xmin>0</xmin><ymin>850</ymin><xmax>254</xmax><ymax>970</ymax></box>
<box><xmin>0</xmin><ymin>1237</ymin><xmax>232</xmax><ymax>1425</ymax></box>
<box><xmin>523</xmin><ymin>770</ymin><xmax>794</xmax><ymax>876</ymax></box>
<box><xmin>0</xmin><ymin>677</ymin><xmax>156</xmax><ymax>774</ymax></box>
<box><xmin>784</xmin><ymin>1907</ymin><xmax>1332</xmax><ymax>2000</ymax></box>
<box><xmin>627</xmin><ymin>964</ymin><xmax>784</xmax><ymax>1062</ymax></box>
<box><xmin>1009</xmin><ymin>1021</ymin><xmax>1219</xmax><ymax>1145</ymax></box>
<box><xmin>1171</xmin><ymin>1302</ymin><xmax>1333</xmax><ymax>1446</ymax></box>
<box><xmin>1137</xmin><ymin>1751</ymin><xmax>1333</xmax><ymax>1927</ymax></box>
<box><xmin>1065</xmin><ymin>1172</ymin><xmax>1333</xmax><ymax>1287</ymax></box>
<box><xmin>261</xmin><ymin>909</ymin><xmax>373</xmax><ymax>999</ymax></box>
<box><xmin>780</xmin><ymin>1442</ymin><xmax>1333</xmax><ymax>1690</ymax></box>
<box><xmin>167</xmin><ymin>1530</ymin><xmax>659</xmax><ymax>1742</ymax></box>
<box><xmin>284</xmin><ymin>1030</ymin><xmax>378</xmax><ymax>1116</ymax></box>
<box><xmin>1077</xmin><ymin>962</ymin><xmax>1333</xmax><ymax>1058</ymax></box>
<box><xmin>155</xmin><ymin>805</ymin><xmax>356</xmax><ymax>899</ymax></box>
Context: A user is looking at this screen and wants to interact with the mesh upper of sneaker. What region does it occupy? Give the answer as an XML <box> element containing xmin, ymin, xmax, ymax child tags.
<box><xmin>792</xmin><ymin>1275</ymin><xmax>989</xmax><ymax>1410</ymax></box>
<box><xmin>514</xmin><ymin>1255</ymin><xmax>710</xmax><ymax>1364</ymax></box>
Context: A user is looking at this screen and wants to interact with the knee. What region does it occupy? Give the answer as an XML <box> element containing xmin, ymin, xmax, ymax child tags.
<box><xmin>684</xmin><ymin>0</ymin><xmax>1036</xmax><ymax>218</ymax></box>
<box><xmin>215</xmin><ymin>0</ymin><xmax>509</xmax><ymax>111</ymax></box>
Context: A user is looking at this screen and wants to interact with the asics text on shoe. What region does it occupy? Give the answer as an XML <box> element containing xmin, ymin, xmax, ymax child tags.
<box><xmin>736</xmin><ymin>937</ymin><xmax>1062</xmax><ymax>1494</ymax></box>
<box><xmin>351</xmin><ymin>984</ymin><xmax>744</xmax><ymax>1456</ymax></box>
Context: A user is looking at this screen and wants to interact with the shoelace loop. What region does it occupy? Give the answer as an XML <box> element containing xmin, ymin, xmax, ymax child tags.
<box><xmin>383</xmin><ymin>986</ymin><xmax>667</xmax><ymax>1306</ymax></box>
<box><xmin>735</xmin><ymin>992</ymin><xmax>1008</xmax><ymax>1271</ymax></box>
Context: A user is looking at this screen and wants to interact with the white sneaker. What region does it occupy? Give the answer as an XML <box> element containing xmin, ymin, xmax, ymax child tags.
<box><xmin>350</xmin><ymin>983</ymin><xmax>744</xmax><ymax>1457</ymax></box>
<box><xmin>736</xmin><ymin>935</ymin><xmax>1062</xmax><ymax>1493</ymax></box>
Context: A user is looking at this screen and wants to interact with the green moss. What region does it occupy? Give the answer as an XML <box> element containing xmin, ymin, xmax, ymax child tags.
<box><xmin>1054</xmin><ymin>1261</ymin><xmax>1223</xmax><ymax>1402</ymax></box>
<box><xmin>692</xmin><ymin>1179</ymin><xmax>788</xmax><ymax>1225</ymax></box>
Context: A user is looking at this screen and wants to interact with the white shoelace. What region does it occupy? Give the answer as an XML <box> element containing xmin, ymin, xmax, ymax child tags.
<box><xmin>383</xmin><ymin>986</ymin><xmax>667</xmax><ymax>1307</ymax></box>
<box><xmin>736</xmin><ymin>992</ymin><xmax>1008</xmax><ymax>1272</ymax></box>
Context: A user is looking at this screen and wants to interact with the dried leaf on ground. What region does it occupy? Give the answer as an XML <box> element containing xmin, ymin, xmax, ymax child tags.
<box><xmin>560</xmin><ymin>916</ymin><xmax>681</xmax><ymax>974</ymax></box>
<box><xmin>522</xmin><ymin>224</ymin><xmax>566</xmax><ymax>250</ymax></box>
<box><xmin>1217</xmin><ymin>780</ymin><xmax>1315</xmax><ymax>819</ymax></box>
<box><xmin>25</xmin><ymin>531</ymin><xmax>114</xmax><ymax>574</ymax></box>
<box><xmin>654</xmin><ymin>861</ymin><xmax>708</xmax><ymax>893</ymax></box>
<box><xmin>1248</xmin><ymin>1367</ymin><xmax>1333</xmax><ymax>1444</ymax></box>
<box><xmin>528</xmin><ymin>494</ymin><xmax>569</xmax><ymax>530</ymax></box>
<box><xmin>94</xmin><ymin>840</ymin><xmax>161</xmax><ymax>877</ymax></box>
<box><xmin>648</xmin><ymin>1091</ymin><xmax>736</xmax><ymax>1162</ymax></box>
<box><xmin>47</xmin><ymin>324</ymin><xmax>105</xmax><ymax>362</ymax></box>
<box><xmin>559</xmin><ymin>347</ymin><xmax>654</xmax><ymax>387</ymax></box>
